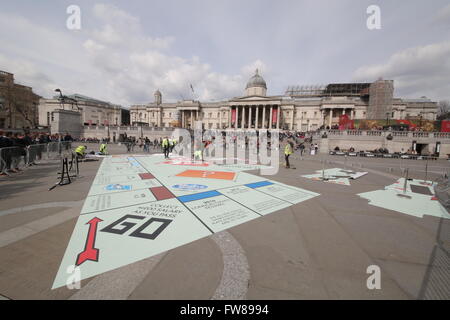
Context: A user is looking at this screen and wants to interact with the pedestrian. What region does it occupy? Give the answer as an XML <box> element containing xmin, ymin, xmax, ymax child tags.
<box><xmin>299</xmin><ymin>143</ymin><xmax>305</xmax><ymax>158</ymax></box>
<box><xmin>162</xmin><ymin>136</ymin><xmax>170</xmax><ymax>159</ymax></box>
<box><xmin>284</xmin><ymin>140</ymin><xmax>294</xmax><ymax>169</ymax></box>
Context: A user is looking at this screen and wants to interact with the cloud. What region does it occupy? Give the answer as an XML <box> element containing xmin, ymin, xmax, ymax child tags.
<box><xmin>91</xmin><ymin>4</ymin><xmax>174</xmax><ymax>50</ymax></box>
<box><xmin>352</xmin><ymin>41</ymin><xmax>450</xmax><ymax>100</ymax></box>
<box><xmin>82</xmin><ymin>3</ymin><xmax>265</xmax><ymax>105</ymax></box>
<box><xmin>434</xmin><ymin>3</ymin><xmax>450</xmax><ymax>26</ymax></box>
<box><xmin>0</xmin><ymin>54</ymin><xmax>57</xmax><ymax>98</ymax></box>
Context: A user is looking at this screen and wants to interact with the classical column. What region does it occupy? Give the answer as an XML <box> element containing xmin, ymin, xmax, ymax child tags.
<box><xmin>291</xmin><ymin>108</ymin><xmax>295</xmax><ymax>130</ymax></box>
<box><xmin>242</xmin><ymin>106</ymin><xmax>246</xmax><ymax>129</ymax></box>
<box><xmin>276</xmin><ymin>106</ymin><xmax>280</xmax><ymax>129</ymax></box>
<box><xmin>229</xmin><ymin>107</ymin><xmax>232</xmax><ymax>128</ymax></box>
<box><xmin>328</xmin><ymin>108</ymin><xmax>333</xmax><ymax>127</ymax></box>
<box><xmin>321</xmin><ymin>109</ymin><xmax>325</xmax><ymax>127</ymax></box>
<box><xmin>262</xmin><ymin>105</ymin><xmax>266</xmax><ymax>129</ymax></box>
<box><xmin>218</xmin><ymin>108</ymin><xmax>222</xmax><ymax>129</ymax></box>
<box><xmin>269</xmin><ymin>106</ymin><xmax>273</xmax><ymax>129</ymax></box>
<box><xmin>236</xmin><ymin>106</ymin><xmax>242</xmax><ymax>129</ymax></box>
<box><xmin>255</xmin><ymin>106</ymin><xmax>259</xmax><ymax>129</ymax></box>
<box><xmin>248</xmin><ymin>106</ymin><xmax>252</xmax><ymax>129</ymax></box>
<box><xmin>191</xmin><ymin>110</ymin><xmax>194</xmax><ymax>128</ymax></box>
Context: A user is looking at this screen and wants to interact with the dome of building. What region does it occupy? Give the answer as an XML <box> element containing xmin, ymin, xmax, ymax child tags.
<box><xmin>154</xmin><ymin>89</ymin><xmax>162</xmax><ymax>105</ymax></box>
<box><xmin>245</xmin><ymin>69</ymin><xmax>267</xmax><ymax>89</ymax></box>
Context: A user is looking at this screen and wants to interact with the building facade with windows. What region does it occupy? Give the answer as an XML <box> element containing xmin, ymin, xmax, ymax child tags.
<box><xmin>38</xmin><ymin>94</ymin><xmax>126</xmax><ymax>128</ymax></box>
<box><xmin>0</xmin><ymin>70</ymin><xmax>40</xmax><ymax>129</ymax></box>
<box><xmin>129</xmin><ymin>70</ymin><xmax>439</xmax><ymax>131</ymax></box>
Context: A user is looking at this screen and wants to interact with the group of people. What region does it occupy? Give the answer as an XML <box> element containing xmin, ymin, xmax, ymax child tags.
<box><xmin>74</xmin><ymin>143</ymin><xmax>108</xmax><ymax>158</ymax></box>
<box><xmin>0</xmin><ymin>131</ymin><xmax>73</xmax><ymax>176</ymax></box>
<box><xmin>161</xmin><ymin>137</ymin><xmax>177</xmax><ymax>159</ymax></box>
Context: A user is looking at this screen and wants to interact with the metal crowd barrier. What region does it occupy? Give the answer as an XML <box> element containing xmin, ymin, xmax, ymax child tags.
<box><xmin>328</xmin><ymin>151</ymin><xmax>439</xmax><ymax>160</ymax></box>
<box><xmin>0</xmin><ymin>141</ymin><xmax>72</xmax><ymax>175</ymax></box>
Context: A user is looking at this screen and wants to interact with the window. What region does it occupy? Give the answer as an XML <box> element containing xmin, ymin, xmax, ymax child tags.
<box><xmin>209</xmin><ymin>113</ymin><xmax>212</xmax><ymax>118</ymax></box>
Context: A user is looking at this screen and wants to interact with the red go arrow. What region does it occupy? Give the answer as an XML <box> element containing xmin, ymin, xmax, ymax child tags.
<box><xmin>76</xmin><ymin>217</ymin><xmax>103</xmax><ymax>266</ymax></box>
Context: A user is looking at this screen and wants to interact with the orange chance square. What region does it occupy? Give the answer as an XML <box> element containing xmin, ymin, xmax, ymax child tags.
<box><xmin>176</xmin><ymin>170</ymin><xmax>236</xmax><ymax>180</ymax></box>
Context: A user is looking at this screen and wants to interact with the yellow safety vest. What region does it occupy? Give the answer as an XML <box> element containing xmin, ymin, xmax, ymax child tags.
<box><xmin>75</xmin><ymin>146</ymin><xmax>86</xmax><ymax>154</ymax></box>
<box><xmin>284</xmin><ymin>144</ymin><xmax>293</xmax><ymax>155</ymax></box>
<box><xmin>100</xmin><ymin>144</ymin><xmax>107</xmax><ymax>153</ymax></box>
<box><xmin>162</xmin><ymin>139</ymin><xmax>169</xmax><ymax>147</ymax></box>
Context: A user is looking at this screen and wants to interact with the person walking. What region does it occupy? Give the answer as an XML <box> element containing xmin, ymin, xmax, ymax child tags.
<box><xmin>299</xmin><ymin>143</ymin><xmax>305</xmax><ymax>159</ymax></box>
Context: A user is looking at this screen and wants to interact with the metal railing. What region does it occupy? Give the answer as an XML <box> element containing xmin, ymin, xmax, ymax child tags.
<box><xmin>0</xmin><ymin>141</ymin><xmax>72</xmax><ymax>175</ymax></box>
<box><xmin>320</xmin><ymin>130</ymin><xmax>450</xmax><ymax>139</ymax></box>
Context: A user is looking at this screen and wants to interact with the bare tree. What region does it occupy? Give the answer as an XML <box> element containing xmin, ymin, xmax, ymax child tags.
<box><xmin>437</xmin><ymin>100</ymin><xmax>450</xmax><ymax>120</ymax></box>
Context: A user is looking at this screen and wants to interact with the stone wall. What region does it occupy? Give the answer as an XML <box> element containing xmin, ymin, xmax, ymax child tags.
<box><xmin>316</xmin><ymin>130</ymin><xmax>450</xmax><ymax>158</ymax></box>
<box><xmin>82</xmin><ymin>125</ymin><xmax>175</xmax><ymax>141</ymax></box>
<box><xmin>50</xmin><ymin>109</ymin><xmax>81</xmax><ymax>138</ymax></box>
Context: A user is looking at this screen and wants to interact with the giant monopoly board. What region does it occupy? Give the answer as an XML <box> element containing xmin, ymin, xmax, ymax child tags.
<box><xmin>52</xmin><ymin>154</ymin><xmax>320</xmax><ymax>289</ymax></box>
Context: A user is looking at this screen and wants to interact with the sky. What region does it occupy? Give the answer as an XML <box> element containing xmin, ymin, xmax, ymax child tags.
<box><xmin>1</xmin><ymin>0</ymin><xmax>449</xmax><ymax>107</ymax></box>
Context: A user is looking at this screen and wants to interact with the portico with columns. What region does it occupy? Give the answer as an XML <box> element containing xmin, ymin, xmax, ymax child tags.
<box><xmin>321</xmin><ymin>102</ymin><xmax>356</xmax><ymax>128</ymax></box>
<box><xmin>228</xmin><ymin>102</ymin><xmax>282</xmax><ymax>129</ymax></box>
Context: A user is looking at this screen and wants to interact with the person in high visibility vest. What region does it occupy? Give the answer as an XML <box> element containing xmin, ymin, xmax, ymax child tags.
<box><xmin>284</xmin><ymin>140</ymin><xmax>294</xmax><ymax>168</ymax></box>
<box><xmin>162</xmin><ymin>137</ymin><xmax>170</xmax><ymax>159</ymax></box>
<box><xmin>75</xmin><ymin>145</ymin><xmax>87</xmax><ymax>158</ymax></box>
<box><xmin>193</xmin><ymin>150</ymin><xmax>203</xmax><ymax>161</ymax></box>
<box><xmin>170</xmin><ymin>138</ymin><xmax>177</xmax><ymax>152</ymax></box>
<box><xmin>99</xmin><ymin>143</ymin><xmax>107</xmax><ymax>155</ymax></box>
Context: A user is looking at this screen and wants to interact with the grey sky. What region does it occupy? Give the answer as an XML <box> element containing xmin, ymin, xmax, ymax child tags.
<box><xmin>1</xmin><ymin>0</ymin><xmax>449</xmax><ymax>107</ymax></box>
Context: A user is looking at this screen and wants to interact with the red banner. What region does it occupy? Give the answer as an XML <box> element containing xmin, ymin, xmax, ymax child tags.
<box><xmin>272</xmin><ymin>107</ymin><xmax>277</xmax><ymax>124</ymax></box>
<box><xmin>396</xmin><ymin>119</ymin><xmax>416</xmax><ymax>129</ymax></box>
<box><xmin>231</xmin><ymin>108</ymin><xmax>236</xmax><ymax>123</ymax></box>
<box><xmin>442</xmin><ymin>120</ymin><xmax>450</xmax><ymax>132</ymax></box>
<box><xmin>338</xmin><ymin>114</ymin><xmax>354</xmax><ymax>130</ymax></box>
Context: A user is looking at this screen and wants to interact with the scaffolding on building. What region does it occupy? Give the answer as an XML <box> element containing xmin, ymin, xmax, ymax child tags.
<box><xmin>285</xmin><ymin>83</ymin><xmax>371</xmax><ymax>98</ymax></box>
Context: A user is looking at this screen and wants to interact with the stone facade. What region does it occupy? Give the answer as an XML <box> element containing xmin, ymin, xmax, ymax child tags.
<box><xmin>0</xmin><ymin>70</ymin><xmax>40</xmax><ymax>129</ymax></box>
<box><xmin>130</xmin><ymin>70</ymin><xmax>438</xmax><ymax>131</ymax></box>
<box><xmin>38</xmin><ymin>94</ymin><xmax>124</xmax><ymax>128</ymax></box>
<box><xmin>50</xmin><ymin>109</ymin><xmax>82</xmax><ymax>137</ymax></box>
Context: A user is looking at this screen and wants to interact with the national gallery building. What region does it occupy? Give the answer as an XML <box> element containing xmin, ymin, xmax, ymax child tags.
<box><xmin>129</xmin><ymin>70</ymin><xmax>438</xmax><ymax>131</ymax></box>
